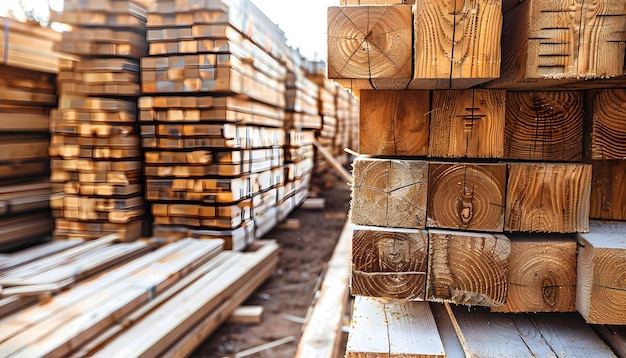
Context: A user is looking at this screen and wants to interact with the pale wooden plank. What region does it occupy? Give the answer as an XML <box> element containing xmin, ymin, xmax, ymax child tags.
<box><xmin>1</xmin><ymin>240</ymin><xmax>223</xmax><ymax>357</ymax></box>
<box><xmin>90</xmin><ymin>242</ymin><xmax>279</xmax><ymax>357</ymax></box>
<box><xmin>447</xmin><ymin>304</ymin><xmax>616</xmax><ymax>357</ymax></box>
<box><xmin>346</xmin><ymin>297</ymin><xmax>445</xmax><ymax>357</ymax></box>
<box><xmin>295</xmin><ymin>221</ymin><xmax>352</xmax><ymax>358</ymax></box>
<box><xmin>577</xmin><ymin>221</ymin><xmax>626</xmax><ymax>325</ymax></box>
<box><xmin>227</xmin><ymin>306</ymin><xmax>264</xmax><ymax>324</ymax></box>
<box><xmin>0</xmin><ymin>240</ymin><xmax>212</xmax><ymax>349</ymax></box>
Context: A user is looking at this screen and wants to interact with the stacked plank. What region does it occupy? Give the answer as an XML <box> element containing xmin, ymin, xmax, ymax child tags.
<box><xmin>0</xmin><ymin>235</ymin><xmax>279</xmax><ymax>357</ymax></box>
<box><xmin>304</xmin><ymin>60</ymin><xmax>360</xmax><ymax>183</ymax></box>
<box><xmin>49</xmin><ymin>0</ymin><xmax>148</xmax><ymax>241</ymax></box>
<box><xmin>330</xmin><ymin>0</ymin><xmax>626</xmax><ymax>356</ymax></box>
<box><xmin>0</xmin><ymin>18</ymin><xmax>67</xmax><ymax>249</ymax></box>
<box><xmin>142</xmin><ymin>0</ymin><xmax>289</xmax><ymax>250</ymax></box>
<box><xmin>275</xmin><ymin>48</ymin><xmax>317</xmax><ymax>230</ymax></box>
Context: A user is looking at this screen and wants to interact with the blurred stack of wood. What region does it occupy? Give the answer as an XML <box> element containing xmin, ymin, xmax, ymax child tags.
<box><xmin>0</xmin><ymin>18</ymin><xmax>68</xmax><ymax>249</ymax></box>
<box><xmin>49</xmin><ymin>0</ymin><xmax>148</xmax><ymax>241</ymax></box>
<box><xmin>329</xmin><ymin>0</ymin><xmax>626</xmax><ymax>356</ymax></box>
<box><xmin>0</xmin><ymin>234</ymin><xmax>279</xmax><ymax>357</ymax></box>
<box><xmin>304</xmin><ymin>60</ymin><xmax>359</xmax><ymax>187</ymax></box>
<box><xmin>141</xmin><ymin>0</ymin><xmax>288</xmax><ymax>250</ymax></box>
<box><xmin>277</xmin><ymin>47</ymin><xmax>317</xmax><ymax>231</ymax></box>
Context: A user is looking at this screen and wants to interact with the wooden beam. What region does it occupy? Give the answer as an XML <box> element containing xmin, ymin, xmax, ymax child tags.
<box><xmin>345</xmin><ymin>297</ymin><xmax>445</xmax><ymax>357</ymax></box>
<box><xmin>351</xmin><ymin>157</ymin><xmax>428</xmax><ymax>229</ymax></box>
<box><xmin>590</xmin><ymin>160</ymin><xmax>626</xmax><ymax>221</ymax></box>
<box><xmin>446</xmin><ymin>304</ymin><xmax>616</xmax><ymax>357</ymax></box>
<box><xmin>504</xmin><ymin>91</ymin><xmax>584</xmax><ymax>161</ymax></box>
<box><xmin>359</xmin><ymin>90</ymin><xmax>430</xmax><ymax>156</ymax></box>
<box><xmin>427</xmin><ymin>162</ymin><xmax>506</xmax><ymax>232</ymax></box>
<box><xmin>91</xmin><ymin>242</ymin><xmax>279</xmax><ymax>357</ymax></box>
<box><xmin>492</xmin><ymin>234</ymin><xmax>577</xmax><ymax>313</ymax></box>
<box><xmin>427</xmin><ymin>230</ymin><xmax>510</xmax><ymax>307</ymax></box>
<box><xmin>313</xmin><ymin>139</ymin><xmax>352</xmax><ymax>184</ymax></box>
<box><xmin>301</xmin><ymin>198</ymin><xmax>325</xmax><ymax>210</ymax></box>
<box><xmin>327</xmin><ymin>6</ymin><xmax>413</xmax><ymax>83</ymax></box>
<box><xmin>489</xmin><ymin>0</ymin><xmax>626</xmax><ymax>89</ymax></box>
<box><xmin>577</xmin><ymin>221</ymin><xmax>626</xmax><ymax>325</ymax></box>
<box><xmin>429</xmin><ymin>89</ymin><xmax>505</xmax><ymax>158</ymax></box>
<box><xmin>505</xmin><ymin>163</ymin><xmax>592</xmax><ymax>233</ymax></box>
<box><xmin>590</xmin><ymin>89</ymin><xmax>626</xmax><ymax>160</ymax></box>
<box><xmin>351</xmin><ymin>226</ymin><xmax>427</xmax><ymax>300</ymax></box>
<box><xmin>410</xmin><ymin>0</ymin><xmax>502</xmax><ymax>89</ymax></box>
<box><xmin>227</xmin><ymin>306</ymin><xmax>264</xmax><ymax>324</ymax></box>
<box><xmin>295</xmin><ymin>221</ymin><xmax>352</xmax><ymax>358</ymax></box>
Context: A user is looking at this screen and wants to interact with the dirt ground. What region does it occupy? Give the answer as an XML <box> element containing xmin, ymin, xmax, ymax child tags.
<box><xmin>192</xmin><ymin>177</ymin><xmax>352</xmax><ymax>358</ymax></box>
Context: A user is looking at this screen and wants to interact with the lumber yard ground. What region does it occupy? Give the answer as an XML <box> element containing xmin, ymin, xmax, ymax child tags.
<box><xmin>195</xmin><ymin>178</ymin><xmax>351</xmax><ymax>357</ymax></box>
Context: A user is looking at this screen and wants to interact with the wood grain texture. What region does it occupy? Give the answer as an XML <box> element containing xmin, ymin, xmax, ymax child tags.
<box><xmin>577</xmin><ymin>221</ymin><xmax>626</xmax><ymax>325</ymax></box>
<box><xmin>327</xmin><ymin>5</ymin><xmax>413</xmax><ymax>80</ymax></box>
<box><xmin>492</xmin><ymin>234</ymin><xmax>577</xmax><ymax>313</ymax></box>
<box><xmin>351</xmin><ymin>226</ymin><xmax>427</xmax><ymax>300</ymax></box>
<box><xmin>410</xmin><ymin>0</ymin><xmax>502</xmax><ymax>89</ymax></box>
<box><xmin>531</xmin><ymin>0</ymin><xmax>624</xmax><ymax>79</ymax></box>
<box><xmin>427</xmin><ymin>230</ymin><xmax>510</xmax><ymax>307</ymax></box>
<box><xmin>591</xmin><ymin>89</ymin><xmax>626</xmax><ymax>160</ymax></box>
<box><xmin>359</xmin><ymin>90</ymin><xmax>430</xmax><ymax>156</ymax></box>
<box><xmin>505</xmin><ymin>163</ymin><xmax>592</xmax><ymax>233</ymax></box>
<box><xmin>505</xmin><ymin>91</ymin><xmax>584</xmax><ymax>162</ymax></box>
<box><xmin>351</xmin><ymin>157</ymin><xmax>428</xmax><ymax>229</ymax></box>
<box><xmin>346</xmin><ymin>296</ymin><xmax>445</xmax><ymax>358</ymax></box>
<box><xmin>447</xmin><ymin>304</ymin><xmax>617</xmax><ymax>357</ymax></box>
<box><xmin>590</xmin><ymin>160</ymin><xmax>626</xmax><ymax>221</ymax></box>
<box><xmin>427</xmin><ymin>163</ymin><xmax>506</xmax><ymax>232</ymax></box>
<box><xmin>429</xmin><ymin>89</ymin><xmax>505</xmax><ymax>158</ymax></box>
<box><xmin>490</xmin><ymin>0</ymin><xmax>626</xmax><ymax>89</ymax></box>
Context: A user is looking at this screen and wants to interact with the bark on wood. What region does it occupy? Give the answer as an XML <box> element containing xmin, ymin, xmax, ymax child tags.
<box><xmin>351</xmin><ymin>226</ymin><xmax>427</xmax><ymax>300</ymax></box>
<box><xmin>577</xmin><ymin>221</ymin><xmax>626</xmax><ymax>325</ymax></box>
<box><xmin>410</xmin><ymin>0</ymin><xmax>502</xmax><ymax>89</ymax></box>
<box><xmin>429</xmin><ymin>89</ymin><xmax>505</xmax><ymax>158</ymax></box>
<box><xmin>505</xmin><ymin>163</ymin><xmax>592</xmax><ymax>233</ymax></box>
<box><xmin>327</xmin><ymin>6</ymin><xmax>413</xmax><ymax>81</ymax></box>
<box><xmin>359</xmin><ymin>90</ymin><xmax>430</xmax><ymax>156</ymax></box>
<box><xmin>427</xmin><ymin>162</ymin><xmax>506</xmax><ymax>232</ymax></box>
<box><xmin>505</xmin><ymin>91</ymin><xmax>584</xmax><ymax>162</ymax></box>
<box><xmin>492</xmin><ymin>234</ymin><xmax>577</xmax><ymax>313</ymax></box>
<box><xmin>351</xmin><ymin>157</ymin><xmax>428</xmax><ymax>229</ymax></box>
<box><xmin>427</xmin><ymin>230</ymin><xmax>510</xmax><ymax>307</ymax></box>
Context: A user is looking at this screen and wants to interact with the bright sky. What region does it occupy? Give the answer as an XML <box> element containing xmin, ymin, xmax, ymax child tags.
<box><xmin>251</xmin><ymin>0</ymin><xmax>336</xmax><ymax>61</ymax></box>
<box><xmin>1</xmin><ymin>0</ymin><xmax>333</xmax><ymax>62</ymax></box>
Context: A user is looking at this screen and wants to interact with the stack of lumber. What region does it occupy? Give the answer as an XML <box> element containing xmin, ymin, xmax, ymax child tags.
<box><xmin>0</xmin><ymin>18</ymin><xmax>67</xmax><ymax>249</ymax></box>
<box><xmin>49</xmin><ymin>0</ymin><xmax>148</xmax><ymax>241</ymax></box>
<box><xmin>304</xmin><ymin>59</ymin><xmax>360</xmax><ymax>183</ymax></box>
<box><xmin>0</xmin><ymin>235</ymin><xmax>279</xmax><ymax>357</ymax></box>
<box><xmin>0</xmin><ymin>234</ymin><xmax>152</xmax><ymax>314</ymax></box>
<box><xmin>275</xmin><ymin>47</ymin><xmax>317</xmax><ymax>231</ymax></box>
<box><xmin>332</xmin><ymin>0</ymin><xmax>626</xmax><ymax>356</ymax></box>
<box><xmin>142</xmin><ymin>0</ymin><xmax>290</xmax><ymax>250</ymax></box>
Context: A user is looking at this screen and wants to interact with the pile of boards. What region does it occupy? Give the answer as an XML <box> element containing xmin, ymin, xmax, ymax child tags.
<box><xmin>0</xmin><ymin>0</ymin><xmax>360</xmax><ymax>251</ymax></box>
<box><xmin>329</xmin><ymin>0</ymin><xmax>626</xmax><ymax>356</ymax></box>
<box><xmin>48</xmin><ymin>0</ymin><xmax>148</xmax><ymax>241</ymax></box>
<box><xmin>0</xmin><ymin>234</ymin><xmax>279</xmax><ymax>357</ymax></box>
<box><xmin>0</xmin><ymin>19</ymin><xmax>69</xmax><ymax>250</ymax></box>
